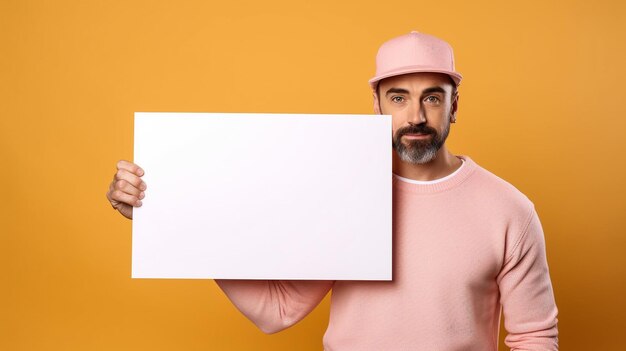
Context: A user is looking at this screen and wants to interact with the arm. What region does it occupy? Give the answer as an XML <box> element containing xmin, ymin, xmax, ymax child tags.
<box><xmin>215</xmin><ymin>279</ymin><xmax>334</xmax><ymax>334</ymax></box>
<box><xmin>497</xmin><ymin>207</ymin><xmax>559</xmax><ymax>350</ymax></box>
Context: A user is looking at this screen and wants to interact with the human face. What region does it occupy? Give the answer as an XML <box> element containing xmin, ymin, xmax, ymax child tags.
<box><xmin>376</xmin><ymin>72</ymin><xmax>458</xmax><ymax>164</ymax></box>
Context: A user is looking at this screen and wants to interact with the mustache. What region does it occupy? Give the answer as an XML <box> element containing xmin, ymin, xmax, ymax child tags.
<box><xmin>396</xmin><ymin>124</ymin><xmax>437</xmax><ymax>136</ymax></box>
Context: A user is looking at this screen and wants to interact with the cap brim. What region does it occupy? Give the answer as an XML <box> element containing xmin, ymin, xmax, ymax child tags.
<box><xmin>369</xmin><ymin>67</ymin><xmax>462</xmax><ymax>90</ymax></box>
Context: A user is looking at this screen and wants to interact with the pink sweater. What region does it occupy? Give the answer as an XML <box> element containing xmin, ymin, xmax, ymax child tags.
<box><xmin>216</xmin><ymin>155</ymin><xmax>559</xmax><ymax>350</ymax></box>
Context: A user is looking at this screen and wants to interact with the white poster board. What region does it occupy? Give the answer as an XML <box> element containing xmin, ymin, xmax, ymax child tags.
<box><xmin>132</xmin><ymin>112</ymin><xmax>392</xmax><ymax>280</ymax></box>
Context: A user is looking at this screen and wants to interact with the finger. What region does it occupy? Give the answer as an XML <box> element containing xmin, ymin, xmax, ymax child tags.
<box><xmin>106</xmin><ymin>181</ymin><xmax>118</xmax><ymax>205</ymax></box>
<box><xmin>114</xmin><ymin>168</ymin><xmax>147</xmax><ymax>191</ymax></box>
<box><xmin>115</xmin><ymin>179</ymin><xmax>145</xmax><ymax>199</ymax></box>
<box><xmin>116</xmin><ymin>159</ymin><xmax>144</xmax><ymax>177</ymax></box>
<box><xmin>110</xmin><ymin>189</ymin><xmax>143</xmax><ymax>207</ymax></box>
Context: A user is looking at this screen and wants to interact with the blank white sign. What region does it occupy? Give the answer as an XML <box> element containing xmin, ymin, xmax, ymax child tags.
<box><xmin>132</xmin><ymin>112</ymin><xmax>392</xmax><ymax>280</ymax></box>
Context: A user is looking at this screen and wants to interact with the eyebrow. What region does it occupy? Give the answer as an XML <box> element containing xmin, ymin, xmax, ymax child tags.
<box><xmin>421</xmin><ymin>86</ymin><xmax>447</xmax><ymax>95</ymax></box>
<box><xmin>384</xmin><ymin>88</ymin><xmax>410</xmax><ymax>96</ymax></box>
<box><xmin>384</xmin><ymin>86</ymin><xmax>447</xmax><ymax>97</ymax></box>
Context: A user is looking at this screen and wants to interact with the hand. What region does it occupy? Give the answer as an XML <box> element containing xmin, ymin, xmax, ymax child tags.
<box><xmin>106</xmin><ymin>160</ymin><xmax>147</xmax><ymax>220</ymax></box>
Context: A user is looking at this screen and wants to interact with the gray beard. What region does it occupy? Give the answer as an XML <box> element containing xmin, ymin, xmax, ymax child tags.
<box><xmin>392</xmin><ymin>124</ymin><xmax>450</xmax><ymax>165</ymax></box>
<box><xmin>395</xmin><ymin>143</ymin><xmax>439</xmax><ymax>164</ymax></box>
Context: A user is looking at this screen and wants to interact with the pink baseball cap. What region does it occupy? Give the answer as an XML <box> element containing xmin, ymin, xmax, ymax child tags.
<box><xmin>369</xmin><ymin>31</ymin><xmax>463</xmax><ymax>91</ymax></box>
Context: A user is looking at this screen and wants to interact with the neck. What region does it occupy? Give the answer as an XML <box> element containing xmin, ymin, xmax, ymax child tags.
<box><xmin>392</xmin><ymin>146</ymin><xmax>463</xmax><ymax>181</ymax></box>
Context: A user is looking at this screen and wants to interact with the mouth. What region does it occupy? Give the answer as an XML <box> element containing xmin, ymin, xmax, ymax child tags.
<box><xmin>403</xmin><ymin>133</ymin><xmax>432</xmax><ymax>139</ymax></box>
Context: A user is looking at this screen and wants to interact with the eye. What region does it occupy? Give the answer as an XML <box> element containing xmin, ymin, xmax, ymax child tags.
<box><xmin>391</xmin><ymin>96</ymin><xmax>405</xmax><ymax>103</ymax></box>
<box><xmin>424</xmin><ymin>96</ymin><xmax>440</xmax><ymax>104</ymax></box>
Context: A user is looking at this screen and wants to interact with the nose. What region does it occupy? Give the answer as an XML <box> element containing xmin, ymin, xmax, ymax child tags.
<box><xmin>407</xmin><ymin>99</ymin><xmax>427</xmax><ymax>125</ymax></box>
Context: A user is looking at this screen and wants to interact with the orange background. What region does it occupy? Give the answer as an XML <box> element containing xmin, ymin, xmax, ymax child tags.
<box><xmin>2</xmin><ymin>0</ymin><xmax>625</xmax><ymax>350</ymax></box>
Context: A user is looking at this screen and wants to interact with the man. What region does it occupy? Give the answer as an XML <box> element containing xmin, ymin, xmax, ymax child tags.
<box><xmin>106</xmin><ymin>31</ymin><xmax>559</xmax><ymax>350</ymax></box>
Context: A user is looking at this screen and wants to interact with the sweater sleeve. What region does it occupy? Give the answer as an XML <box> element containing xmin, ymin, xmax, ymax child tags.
<box><xmin>496</xmin><ymin>206</ymin><xmax>559</xmax><ymax>350</ymax></box>
<box><xmin>214</xmin><ymin>279</ymin><xmax>334</xmax><ymax>334</ymax></box>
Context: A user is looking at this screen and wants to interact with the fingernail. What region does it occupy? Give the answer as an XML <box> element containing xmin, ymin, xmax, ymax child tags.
<box><xmin>139</xmin><ymin>192</ymin><xmax>145</xmax><ymax>199</ymax></box>
<box><xmin>136</xmin><ymin>200</ymin><xmax>142</xmax><ymax>206</ymax></box>
<box><xmin>138</xmin><ymin>169</ymin><xmax>144</xmax><ymax>176</ymax></box>
<box><xmin>141</xmin><ymin>183</ymin><xmax>147</xmax><ymax>190</ymax></box>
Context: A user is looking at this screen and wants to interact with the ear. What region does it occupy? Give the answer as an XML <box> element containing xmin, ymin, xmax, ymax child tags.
<box><xmin>450</xmin><ymin>92</ymin><xmax>459</xmax><ymax>123</ymax></box>
<box><xmin>373</xmin><ymin>92</ymin><xmax>382</xmax><ymax>115</ymax></box>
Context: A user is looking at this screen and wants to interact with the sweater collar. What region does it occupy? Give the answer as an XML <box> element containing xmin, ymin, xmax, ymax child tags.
<box><xmin>392</xmin><ymin>155</ymin><xmax>477</xmax><ymax>194</ymax></box>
